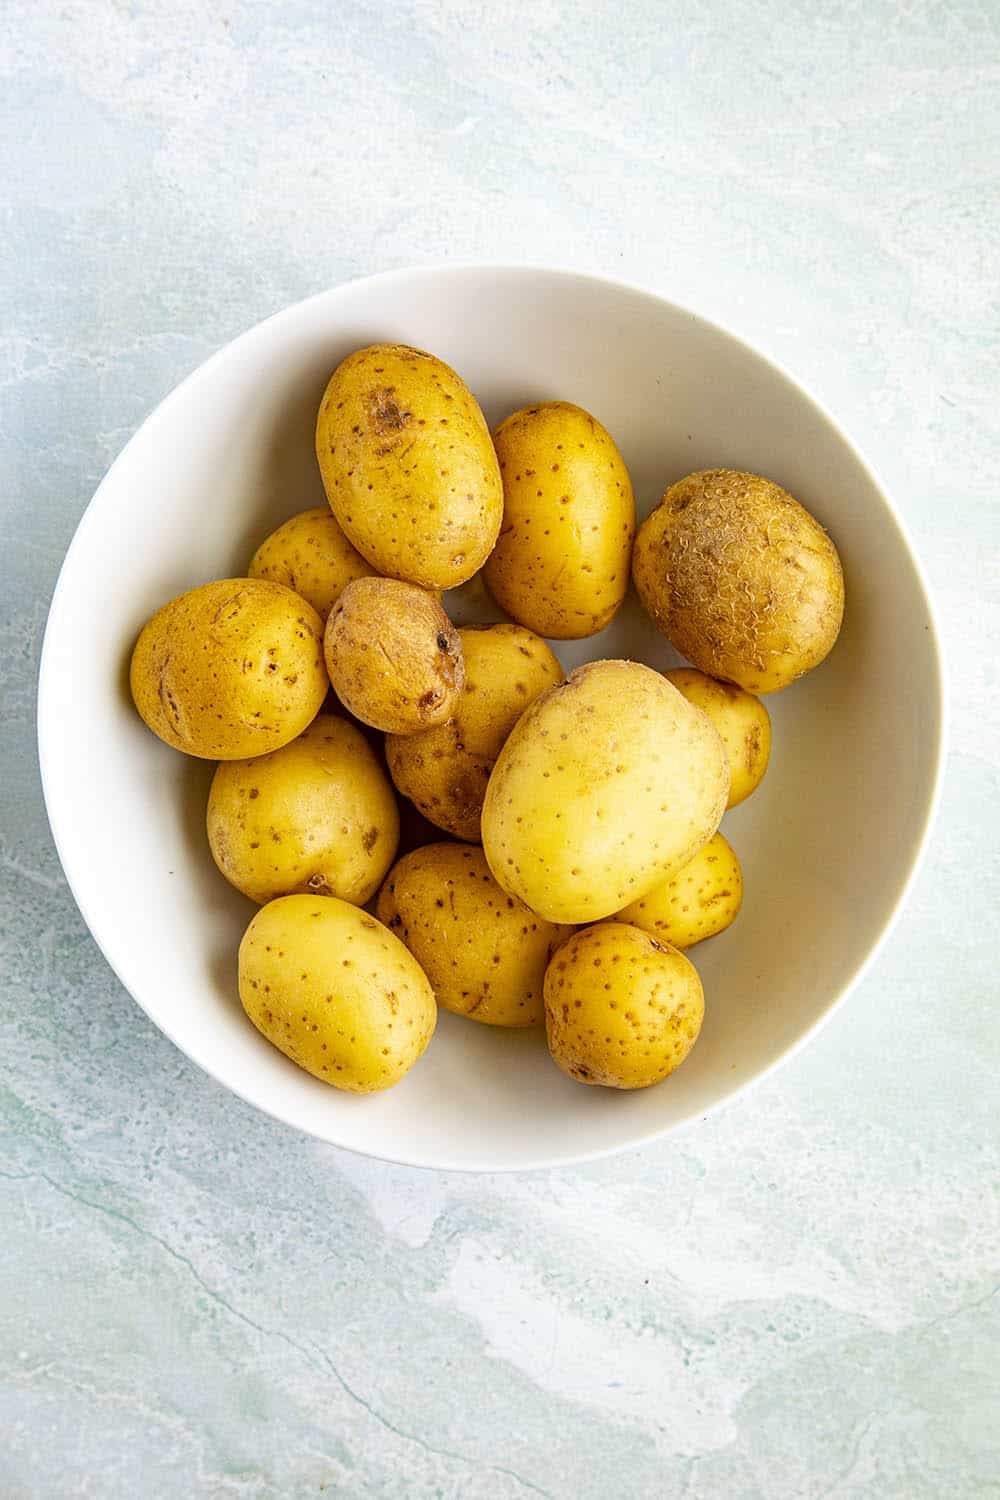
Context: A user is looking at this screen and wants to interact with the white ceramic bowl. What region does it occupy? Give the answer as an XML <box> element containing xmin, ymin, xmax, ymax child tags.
<box><xmin>39</xmin><ymin>266</ymin><xmax>945</xmax><ymax>1171</ymax></box>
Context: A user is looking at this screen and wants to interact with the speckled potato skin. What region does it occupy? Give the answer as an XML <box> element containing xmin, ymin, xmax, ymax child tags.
<box><xmin>385</xmin><ymin>623</ymin><xmax>564</xmax><ymax>841</ymax></box>
<box><xmin>238</xmin><ymin>895</ymin><xmax>436</xmax><ymax>1093</ymax></box>
<box><xmin>481</xmin><ymin>660</ymin><xmax>729</xmax><ymax>924</ymax></box>
<box><xmin>632</xmin><ymin>469</ymin><xmax>845</xmax><ymax>694</ymax></box>
<box><xmin>616</xmin><ymin>832</ymin><xmax>743</xmax><ymax>949</ymax></box>
<box><xmin>248</xmin><ymin>507</ymin><xmax>374</xmax><ymax>621</ymax></box>
<box><xmin>324</xmin><ymin>577</ymin><xmax>464</xmax><ymax>734</ymax></box>
<box><xmin>664</xmin><ymin>668</ymin><xmax>771</xmax><ymax>807</ymax></box>
<box><xmin>129</xmin><ymin>578</ymin><xmax>327</xmax><ymax>760</ymax></box>
<box><xmin>376</xmin><ymin>843</ymin><xmax>572</xmax><ymax>1027</ymax></box>
<box><xmin>483</xmin><ymin>402</ymin><xmax>635</xmax><ymax>639</ymax></box>
<box><xmin>544</xmin><ymin>923</ymin><xmax>704</xmax><ymax>1088</ymax></box>
<box><xmin>207</xmin><ymin>714</ymin><xmax>399</xmax><ymax>906</ymax></box>
<box><xmin>315</xmin><ymin>343</ymin><xmax>503</xmax><ymax>589</ymax></box>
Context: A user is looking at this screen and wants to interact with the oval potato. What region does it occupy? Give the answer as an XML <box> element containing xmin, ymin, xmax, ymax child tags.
<box><xmin>248</xmin><ymin>507</ymin><xmax>374</xmax><ymax>621</ymax></box>
<box><xmin>616</xmin><ymin>832</ymin><xmax>743</xmax><ymax>949</ymax></box>
<box><xmin>664</xmin><ymin>668</ymin><xmax>771</xmax><ymax>807</ymax></box>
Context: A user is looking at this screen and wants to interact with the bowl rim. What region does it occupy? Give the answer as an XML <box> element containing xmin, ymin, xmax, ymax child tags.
<box><xmin>37</xmin><ymin>262</ymin><xmax>949</xmax><ymax>1172</ymax></box>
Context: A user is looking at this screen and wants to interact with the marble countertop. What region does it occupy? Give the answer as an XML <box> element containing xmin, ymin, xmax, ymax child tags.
<box><xmin>2</xmin><ymin>2</ymin><xmax>997</xmax><ymax>1495</ymax></box>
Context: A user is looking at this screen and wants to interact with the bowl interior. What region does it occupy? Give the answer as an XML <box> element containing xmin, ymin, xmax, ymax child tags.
<box><xmin>39</xmin><ymin>267</ymin><xmax>943</xmax><ymax>1170</ymax></box>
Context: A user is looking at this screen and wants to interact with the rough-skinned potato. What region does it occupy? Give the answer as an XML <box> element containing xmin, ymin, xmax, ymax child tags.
<box><xmin>664</xmin><ymin>668</ymin><xmax>771</xmax><ymax>807</ymax></box>
<box><xmin>616</xmin><ymin>832</ymin><xmax>742</xmax><ymax>949</ymax></box>
<box><xmin>248</xmin><ymin>507</ymin><xmax>374</xmax><ymax>621</ymax></box>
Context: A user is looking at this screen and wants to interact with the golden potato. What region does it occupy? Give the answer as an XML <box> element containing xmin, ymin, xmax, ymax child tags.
<box><xmin>386</xmin><ymin>623</ymin><xmax>564</xmax><ymax>841</ymax></box>
<box><xmin>616</xmin><ymin>832</ymin><xmax>742</xmax><ymax>949</ymax></box>
<box><xmin>483</xmin><ymin>401</ymin><xmax>635</xmax><ymax>638</ymax></box>
<box><xmin>316</xmin><ymin>343</ymin><xmax>502</xmax><ymax>590</ymax></box>
<box><xmin>481</xmin><ymin>660</ymin><xmax>729</xmax><ymax>924</ymax></box>
<box><xmin>248</xmin><ymin>507</ymin><xmax>374</xmax><ymax>621</ymax></box>
<box><xmin>376</xmin><ymin>843</ymin><xmax>572</xmax><ymax>1027</ymax></box>
<box><xmin>633</xmin><ymin>469</ymin><xmax>845</xmax><ymax>694</ymax></box>
<box><xmin>324</xmin><ymin>577</ymin><xmax>464</xmax><ymax>734</ymax></box>
<box><xmin>544</xmin><ymin>923</ymin><xmax>703</xmax><ymax>1088</ymax></box>
<box><xmin>129</xmin><ymin>578</ymin><xmax>327</xmax><ymax>760</ymax></box>
<box><xmin>238</xmin><ymin>895</ymin><xmax>435</xmax><ymax>1092</ymax></box>
<box><xmin>207</xmin><ymin>714</ymin><xmax>399</xmax><ymax>906</ymax></box>
<box><xmin>664</xmin><ymin>668</ymin><xmax>771</xmax><ymax>807</ymax></box>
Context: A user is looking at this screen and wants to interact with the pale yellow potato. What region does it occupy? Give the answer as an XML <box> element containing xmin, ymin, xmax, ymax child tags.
<box><xmin>385</xmin><ymin>623</ymin><xmax>564</xmax><ymax>841</ymax></box>
<box><xmin>129</xmin><ymin>578</ymin><xmax>327</xmax><ymax>760</ymax></box>
<box><xmin>376</xmin><ymin>843</ymin><xmax>572</xmax><ymax>1027</ymax></box>
<box><xmin>633</xmin><ymin>469</ymin><xmax>844</xmax><ymax>694</ymax></box>
<box><xmin>664</xmin><ymin>668</ymin><xmax>771</xmax><ymax>807</ymax></box>
<box><xmin>616</xmin><ymin>832</ymin><xmax>743</xmax><ymax>949</ymax></box>
<box><xmin>207</xmin><ymin>714</ymin><xmax>399</xmax><ymax>906</ymax></box>
<box><xmin>481</xmin><ymin>660</ymin><xmax>729</xmax><ymax>924</ymax></box>
<box><xmin>316</xmin><ymin>343</ymin><xmax>503</xmax><ymax>590</ymax></box>
<box><xmin>483</xmin><ymin>401</ymin><xmax>635</xmax><ymax>639</ymax></box>
<box><xmin>248</xmin><ymin>507</ymin><xmax>374</xmax><ymax>621</ymax></box>
<box><xmin>544</xmin><ymin>922</ymin><xmax>703</xmax><ymax>1088</ymax></box>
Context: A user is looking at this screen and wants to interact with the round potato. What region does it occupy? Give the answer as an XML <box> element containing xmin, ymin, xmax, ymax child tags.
<box><xmin>544</xmin><ymin>923</ymin><xmax>703</xmax><ymax>1088</ymax></box>
<box><xmin>482</xmin><ymin>660</ymin><xmax>729</xmax><ymax>924</ymax></box>
<box><xmin>633</xmin><ymin>469</ymin><xmax>844</xmax><ymax>694</ymax></box>
<box><xmin>616</xmin><ymin>832</ymin><xmax>742</xmax><ymax>949</ymax></box>
<box><xmin>324</xmin><ymin>577</ymin><xmax>464</xmax><ymax>734</ymax></box>
<box><xmin>664</xmin><ymin>668</ymin><xmax>771</xmax><ymax>807</ymax></box>
<box><xmin>483</xmin><ymin>401</ymin><xmax>635</xmax><ymax>638</ymax></box>
<box><xmin>248</xmin><ymin>507</ymin><xmax>374</xmax><ymax>621</ymax></box>
<box><xmin>238</xmin><ymin>895</ymin><xmax>436</xmax><ymax>1092</ymax></box>
<box><xmin>316</xmin><ymin>343</ymin><xmax>503</xmax><ymax>590</ymax></box>
<box><xmin>207</xmin><ymin>714</ymin><xmax>399</xmax><ymax>906</ymax></box>
<box><xmin>129</xmin><ymin>578</ymin><xmax>327</xmax><ymax>760</ymax></box>
<box><xmin>386</xmin><ymin>623</ymin><xmax>564</xmax><ymax>841</ymax></box>
<box><xmin>376</xmin><ymin>844</ymin><xmax>572</xmax><ymax>1027</ymax></box>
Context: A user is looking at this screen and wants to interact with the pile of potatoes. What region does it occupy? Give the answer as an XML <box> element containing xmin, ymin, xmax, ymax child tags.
<box><xmin>130</xmin><ymin>342</ymin><xmax>844</xmax><ymax>1097</ymax></box>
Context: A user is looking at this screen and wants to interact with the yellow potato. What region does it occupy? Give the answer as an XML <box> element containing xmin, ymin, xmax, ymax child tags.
<box><xmin>248</xmin><ymin>507</ymin><xmax>374</xmax><ymax>621</ymax></box>
<box><xmin>238</xmin><ymin>895</ymin><xmax>436</xmax><ymax>1092</ymax></box>
<box><xmin>385</xmin><ymin>623</ymin><xmax>564</xmax><ymax>841</ymax></box>
<box><xmin>616</xmin><ymin>832</ymin><xmax>742</xmax><ymax>949</ymax></box>
<box><xmin>316</xmin><ymin>343</ymin><xmax>502</xmax><ymax>590</ymax></box>
<box><xmin>633</xmin><ymin>469</ymin><xmax>845</xmax><ymax>694</ymax></box>
<box><xmin>483</xmin><ymin>401</ymin><xmax>635</xmax><ymax>638</ymax></box>
<box><xmin>324</xmin><ymin>577</ymin><xmax>464</xmax><ymax>734</ymax></box>
<box><xmin>544</xmin><ymin>923</ymin><xmax>703</xmax><ymax>1088</ymax></box>
<box><xmin>129</xmin><ymin>578</ymin><xmax>327</xmax><ymax>760</ymax></box>
<box><xmin>664</xmin><ymin>668</ymin><xmax>771</xmax><ymax>807</ymax></box>
<box><xmin>207</xmin><ymin>714</ymin><xmax>399</xmax><ymax>905</ymax></box>
<box><xmin>482</xmin><ymin>660</ymin><xmax>729</xmax><ymax>924</ymax></box>
<box><xmin>376</xmin><ymin>843</ymin><xmax>572</xmax><ymax>1027</ymax></box>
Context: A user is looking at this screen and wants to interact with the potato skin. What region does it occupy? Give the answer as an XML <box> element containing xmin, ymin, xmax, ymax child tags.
<box><xmin>664</xmin><ymin>668</ymin><xmax>771</xmax><ymax>808</ymax></box>
<box><xmin>544</xmin><ymin>923</ymin><xmax>703</xmax><ymax>1088</ymax></box>
<box><xmin>483</xmin><ymin>402</ymin><xmax>635</xmax><ymax>639</ymax></box>
<box><xmin>386</xmin><ymin>623</ymin><xmax>564</xmax><ymax>841</ymax></box>
<box><xmin>376</xmin><ymin>843</ymin><xmax>572</xmax><ymax>1027</ymax></box>
<box><xmin>481</xmin><ymin>660</ymin><xmax>729</xmax><ymax>924</ymax></box>
<box><xmin>248</xmin><ymin>507</ymin><xmax>374</xmax><ymax>621</ymax></box>
<box><xmin>633</xmin><ymin>469</ymin><xmax>844</xmax><ymax>694</ymax></box>
<box><xmin>315</xmin><ymin>343</ymin><xmax>503</xmax><ymax>590</ymax></box>
<box><xmin>616</xmin><ymin>832</ymin><xmax>742</xmax><ymax>949</ymax></box>
<box><xmin>238</xmin><ymin>895</ymin><xmax>435</xmax><ymax>1092</ymax></box>
<box><xmin>324</xmin><ymin>577</ymin><xmax>464</xmax><ymax>734</ymax></box>
<box><xmin>129</xmin><ymin>578</ymin><xmax>327</xmax><ymax>760</ymax></box>
<box><xmin>207</xmin><ymin>714</ymin><xmax>399</xmax><ymax>906</ymax></box>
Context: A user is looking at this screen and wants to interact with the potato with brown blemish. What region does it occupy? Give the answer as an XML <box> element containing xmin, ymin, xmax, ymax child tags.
<box><xmin>324</xmin><ymin>577</ymin><xmax>464</xmax><ymax>734</ymax></box>
<box><xmin>615</xmin><ymin>832</ymin><xmax>743</xmax><ymax>949</ymax></box>
<box><xmin>664</xmin><ymin>668</ymin><xmax>771</xmax><ymax>807</ymax></box>
<box><xmin>248</xmin><ymin>507</ymin><xmax>374</xmax><ymax>622</ymax></box>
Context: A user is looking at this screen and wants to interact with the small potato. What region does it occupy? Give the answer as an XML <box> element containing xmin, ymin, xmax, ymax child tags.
<box><xmin>664</xmin><ymin>669</ymin><xmax>771</xmax><ymax>807</ymax></box>
<box><xmin>130</xmin><ymin>578</ymin><xmax>327</xmax><ymax>760</ymax></box>
<box><xmin>324</xmin><ymin>577</ymin><xmax>464</xmax><ymax>734</ymax></box>
<box><xmin>238</xmin><ymin>895</ymin><xmax>436</xmax><ymax>1092</ymax></box>
<box><xmin>616</xmin><ymin>832</ymin><xmax>743</xmax><ymax>949</ymax></box>
<box><xmin>376</xmin><ymin>843</ymin><xmax>572</xmax><ymax>1027</ymax></box>
<box><xmin>207</xmin><ymin>714</ymin><xmax>399</xmax><ymax>906</ymax></box>
<box><xmin>248</xmin><ymin>507</ymin><xmax>374</xmax><ymax>621</ymax></box>
<box><xmin>633</xmin><ymin>469</ymin><xmax>844</xmax><ymax>694</ymax></box>
<box><xmin>386</xmin><ymin>623</ymin><xmax>564</xmax><ymax>841</ymax></box>
<box><xmin>544</xmin><ymin>923</ymin><xmax>703</xmax><ymax>1089</ymax></box>
<box><xmin>484</xmin><ymin>401</ymin><xmax>635</xmax><ymax>638</ymax></box>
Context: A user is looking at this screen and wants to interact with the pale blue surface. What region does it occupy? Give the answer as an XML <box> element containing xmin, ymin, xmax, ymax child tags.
<box><xmin>2</xmin><ymin>3</ymin><xmax>998</xmax><ymax>1496</ymax></box>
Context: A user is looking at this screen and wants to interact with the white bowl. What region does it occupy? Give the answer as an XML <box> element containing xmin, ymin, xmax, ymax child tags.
<box><xmin>38</xmin><ymin>266</ymin><xmax>945</xmax><ymax>1171</ymax></box>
